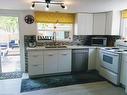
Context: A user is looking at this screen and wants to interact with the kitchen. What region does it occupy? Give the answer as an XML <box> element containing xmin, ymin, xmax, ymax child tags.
<box><xmin>0</xmin><ymin>0</ymin><xmax>127</xmax><ymax>95</ymax></box>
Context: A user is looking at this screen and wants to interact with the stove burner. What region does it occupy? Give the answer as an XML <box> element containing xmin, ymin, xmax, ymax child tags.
<box><xmin>117</xmin><ymin>50</ymin><xmax>122</xmax><ymax>52</ymax></box>
<box><xmin>105</xmin><ymin>48</ymin><xmax>112</xmax><ymax>50</ymax></box>
<box><xmin>111</xmin><ymin>48</ymin><xmax>119</xmax><ymax>49</ymax></box>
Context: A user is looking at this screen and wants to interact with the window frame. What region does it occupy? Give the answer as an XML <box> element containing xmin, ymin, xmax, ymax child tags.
<box><xmin>36</xmin><ymin>23</ymin><xmax>74</xmax><ymax>42</ymax></box>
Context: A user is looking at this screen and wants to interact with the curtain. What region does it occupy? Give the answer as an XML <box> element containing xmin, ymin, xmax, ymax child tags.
<box><xmin>120</xmin><ymin>10</ymin><xmax>127</xmax><ymax>38</ymax></box>
<box><xmin>34</xmin><ymin>11</ymin><xmax>75</xmax><ymax>24</ymax></box>
<box><xmin>121</xmin><ymin>10</ymin><xmax>127</xmax><ymax>19</ymax></box>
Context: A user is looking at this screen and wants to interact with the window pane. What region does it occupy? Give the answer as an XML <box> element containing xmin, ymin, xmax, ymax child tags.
<box><xmin>37</xmin><ymin>23</ymin><xmax>73</xmax><ymax>41</ymax></box>
<box><xmin>121</xmin><ymin>19</ymin><xmax>127</xmax><ymax>39</ymax></box>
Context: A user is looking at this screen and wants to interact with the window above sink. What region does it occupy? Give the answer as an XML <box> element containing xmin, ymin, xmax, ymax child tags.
<box><xmin>37</xmin><ymin>23</ymin><xmax>73</xmax><ymax>42</ymax></box>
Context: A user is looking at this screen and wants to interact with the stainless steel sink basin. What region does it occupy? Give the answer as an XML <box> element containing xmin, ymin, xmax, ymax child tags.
<box><xmin>45</xmin><ymin>45</ymin><xmax>67</xmax><ymax>48</ymax></box>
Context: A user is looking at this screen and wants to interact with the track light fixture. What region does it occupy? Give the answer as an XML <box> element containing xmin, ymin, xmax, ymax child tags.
<box><xmin>31</xmin><ymin>0</ymin><xmax>67</xmax><ymax>10</ymax></box>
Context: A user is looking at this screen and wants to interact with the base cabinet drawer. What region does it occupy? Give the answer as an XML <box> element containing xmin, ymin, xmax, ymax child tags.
<box><xmin>28</xmin><ymin>64</ymin><xmax>43</xmax><ymax>76</ymax></box>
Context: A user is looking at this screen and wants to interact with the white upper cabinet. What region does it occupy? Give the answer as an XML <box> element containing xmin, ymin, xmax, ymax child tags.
<box><xmin>93</xmin><ymin>11</ymin><xmax>120</xmax><ymax>35</ymax></box>
<box><xmin>105</xmin><ymin>12</ymin><xmax>112</xmax><ymax>35</ymax></box>
<box><xmin>106</xmin><ymin>11</ymin><xmax>120</xmax><ymax>35</ymax></box>
<box><xmin>75</xmin><ymin>13</ymin><xmax>93</xmax><ymax>35</ymax></box>
<box><xmin>75</xmin><ymin>11</ymin><xmax>120</xmax><ymax>35</ymax></box>
<box><xmin>93</xmin><ymin>13</ymin><xmax>106</xmax><ymax>35</ymax></box>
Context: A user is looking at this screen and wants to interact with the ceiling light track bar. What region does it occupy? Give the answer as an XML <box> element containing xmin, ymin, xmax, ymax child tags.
<box><xmin>32</xmin><ymin>1</ymin><xmax>64</xmax><ymax>5</ymax></box>
<box><xmin>31</xmin><ymin>0</ymin><xmax>67</xmax><ymax>10</ymax></box>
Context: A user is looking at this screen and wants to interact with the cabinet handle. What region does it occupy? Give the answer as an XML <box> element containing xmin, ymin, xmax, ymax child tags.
<box><xmin>48</xmin><ymin>54</ymin><xmax>53</xmax><ymax>56</ymax></box>
<box><xmin>33</xmin><ymin>65</ymin><xmax>39</xmax><ymax>67</ymax></box>
<box><xmin>32</xmin><ymin>55</ymin><xmax>39</xmax><ymax>57</ymax></box>
<box><xmin>62</xmin><ymin>54</ymin><xmax>67</xmax><ymax>56</ymax></box>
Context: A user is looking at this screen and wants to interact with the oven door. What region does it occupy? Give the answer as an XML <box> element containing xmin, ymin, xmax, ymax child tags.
<box><xmin>100</xmin><ymin>50</ymin><xmax>119</xmax><ymax>74</ymax></box>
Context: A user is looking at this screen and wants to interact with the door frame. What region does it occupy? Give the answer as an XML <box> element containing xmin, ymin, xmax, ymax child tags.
<box><xmin>0</xmin><ymin>12</ymin><xmax>21</xmax><ymax>73</ymax></box>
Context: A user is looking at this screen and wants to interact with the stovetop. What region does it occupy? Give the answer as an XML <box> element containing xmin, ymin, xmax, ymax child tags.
<box><xmin>101</xmin><ymin>47</ymin><xmax>127</xmax><ymax>53</ymax></box>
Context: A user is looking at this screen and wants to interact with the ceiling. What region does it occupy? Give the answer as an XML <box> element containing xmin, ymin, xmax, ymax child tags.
<box><xmin>1</xmin><ymin>0</ymin><xmax>127</xmax><ymax>13</ymax></box>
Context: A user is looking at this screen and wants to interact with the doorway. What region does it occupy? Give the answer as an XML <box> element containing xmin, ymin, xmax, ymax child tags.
<box><xmin>0</xmin><ymin>16</ymin><xmax>21</xmax><ymax>73</ymax></box>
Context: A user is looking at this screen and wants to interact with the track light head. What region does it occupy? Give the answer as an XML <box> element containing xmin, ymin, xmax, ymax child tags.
<box><xmin>31</xmin><ymin>2</ymin><xmax>35</xmax><ymax>9</ymax></box>
<box><xmin>46</xmin><ymin>4</ymin><xmax>49</xmax><ymax>8</ymax></box>
<box><xmin>61</xmin><ymin>4</ymin><xmax>67</xmax><ymax>9</ymax></box>
<box><xmin>45</xmin><ymin>4</ymin><xmax>49</xmax><ymax>11</ymax></box>
<box><xmin>61</xmin><ymin>4</ymin><xmax>65</xmax><ymax>8</ymax></box>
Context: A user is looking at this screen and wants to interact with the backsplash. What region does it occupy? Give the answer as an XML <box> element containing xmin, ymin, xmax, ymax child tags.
<box><xmin>24</xmin><ymin>35</ymin><xmax>120</xmax><ymax>47</ymax></box>
<box><xmin>73</xmin><ymin>35</ymin><xmax>120</xmax><ymax>46</ymax></box>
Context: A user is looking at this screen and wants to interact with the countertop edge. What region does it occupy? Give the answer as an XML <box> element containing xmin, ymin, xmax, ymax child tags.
<box><xmin>26</xmin><ymin>46</ymin><xmax>109</xmax><ymax>51</ymax></box>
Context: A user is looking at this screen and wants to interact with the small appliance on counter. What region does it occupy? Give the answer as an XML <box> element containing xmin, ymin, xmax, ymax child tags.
<box><xmin>28</xmin><ymin>40</ymin><xmax>37</xmax><ymax>47</ymax></box>
<box><xmin>91</xmin><ymin>37</ymin><xmax>107</xmax><ymax>46</ymax></box>
<box><xmin>25</xmin><ymin>35</ymin><xmax>37</xmax><ymax>48</ymax></box>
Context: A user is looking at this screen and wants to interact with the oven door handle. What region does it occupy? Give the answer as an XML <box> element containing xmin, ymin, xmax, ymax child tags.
<box><xmin>101</xmin><ymin>52</ymin><xmax>119</xmax><ymax>56</ymax></box>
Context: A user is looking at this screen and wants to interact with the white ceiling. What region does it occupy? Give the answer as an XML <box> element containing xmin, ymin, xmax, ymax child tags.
<box><xmin>1</xmin><ymin>0</ymin><xmax>127</xmax><ymax>13</ymax></box>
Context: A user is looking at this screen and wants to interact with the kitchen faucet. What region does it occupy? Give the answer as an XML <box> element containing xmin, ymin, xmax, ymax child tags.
<box><xmin>53</xmin><ymin>31</ymin><xmax>56</xmax><ymax>46</ymax></box>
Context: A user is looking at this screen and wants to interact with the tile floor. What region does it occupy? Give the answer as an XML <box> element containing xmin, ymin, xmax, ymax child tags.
<box><xmin>0</xmin><ymin>73</ymin><xmax>126</xmax><ymax>95</ymax></box>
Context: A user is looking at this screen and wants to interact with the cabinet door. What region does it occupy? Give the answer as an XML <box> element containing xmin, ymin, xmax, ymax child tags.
<box><xmin>93</xmin><ymin>13</ymin><xmax>106</xmax><ymax>35</ymax></box>
<box><xmin>28</xmin><ymin>51</ymin><xmax>43</xmax><ymax>75</ymax></box>
<box><xmin>58</xmin><ymin>50</ymin><xmax>71</xmax><ymax>72</ymax></box>
<box><xmin>44</xmin><ymin>50</ymin><xmax>58</xmax><ymax>74</ymax></box>
<box><xmin>75</xmin><ymin>13</ymin><xmax>93</xmax><ymax>35</ymax></box>
<box><xmin>88</xmin><ymin>48</ymin><xmax>96</xmax><ymax>70</ymax></box>
<box><xmin>120</xmin><ymin>53</ymin><xmax>127</xmax><ymax>85</ymax></box>
<box><xmin>105</xmin><ymin>12</ymin><xmax>112</xmax><ymax>35</ymax></box>
<box><xmin>96</xmin><ymin>49</ymin><xmax>102</xmax><ymax>72</ymax></box>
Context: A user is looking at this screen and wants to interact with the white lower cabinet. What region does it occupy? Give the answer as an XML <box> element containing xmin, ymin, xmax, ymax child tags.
<box><xmin>28</xmin><ymin>64</ymin><xmax>43</xmax><ymax>76</ymax></box>
<box><xmin>120</xmin><ymin>53</ymin><xmax>127</xmax><ymax>86</ymax></box>
<box><xmin>95</xmin><ymin>48</ymin><xmax>102</xmax><ymax>71</ymax></box>
<box><xmin>88</xmin><ymin>48</ymin><xmax>96</xmax><ymax>70</ymax></box>
<box><xmin>43</xmin><ymin>50</ymin><xmax>58</xmax><ymax>74</ymax></box>
<box><xmin>58</xmin><ymin>50</ymin><xmax>71</xmax><ymax>72</ymax></box>
<box><xmin>28</xmin><ymin>51</ymin><xmax>43</xmax><ymax>76</ymax></box>
<box><xmin>28</xmin><ymin>49</ymin><xmax>71</xmax><ymax>76</ymax></box>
